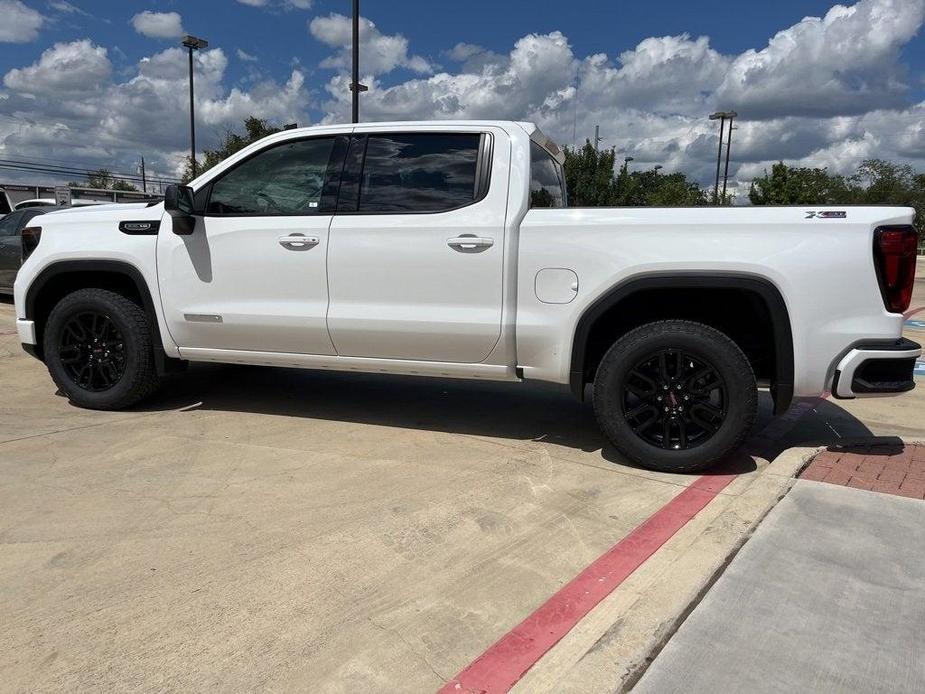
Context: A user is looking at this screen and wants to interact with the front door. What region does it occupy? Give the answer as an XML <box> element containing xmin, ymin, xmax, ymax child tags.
<box><xmin>157</xmin><ymin>135</ymin><xmax>345</xmax><ymax>355</ymax></box>
<box><xmin>327</xmin><ymin>129</ymin><xmax>508</xmax><ymax>363</ymax></box>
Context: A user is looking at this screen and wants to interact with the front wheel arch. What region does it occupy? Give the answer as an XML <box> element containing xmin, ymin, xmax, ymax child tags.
<box><xmin>24</xmin><ymin>260</ymin><xmax>172</xmax><ymax>371</ymax></box>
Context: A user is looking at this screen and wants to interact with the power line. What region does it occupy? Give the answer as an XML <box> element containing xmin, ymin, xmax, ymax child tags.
<box><xmin>0</xmin><ymin>158</ymin><xmax>179</xmax><ymax>185</ymax></box>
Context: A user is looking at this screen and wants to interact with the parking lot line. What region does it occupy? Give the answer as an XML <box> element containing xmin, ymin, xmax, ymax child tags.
<box><xmin>438</xmin><ymin>471</ymin><xmax>736</xmax><ymax>694</ymax></box>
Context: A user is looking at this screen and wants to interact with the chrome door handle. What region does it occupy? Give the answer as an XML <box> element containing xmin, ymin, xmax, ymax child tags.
<box><xmin>279</xmin><ymin>234</ymin><xmax>319</xmax><ymax>249</ymax></box>
<box><xmin>447</xmin><ymin>236</ymin><xmax>494</xmax><ymax>250</ymax></box>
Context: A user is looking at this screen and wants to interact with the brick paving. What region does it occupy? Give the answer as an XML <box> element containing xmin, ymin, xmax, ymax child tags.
<box><xmin>800</xmin><ymin>443</ymin><xmax>925</xmax><ymax>500</ymax></box>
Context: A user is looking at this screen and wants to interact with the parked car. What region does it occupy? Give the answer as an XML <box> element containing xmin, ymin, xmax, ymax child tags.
<box><xmin>14</xmin><ymin>198</ymin><xmax>105</xmax><ymax>209</ymax></box>
<box><xmin>0</xmin><ymin>189</ymin><xmax>12</xmax><ymax>215</ymax></box>
<box><xmin>0</xmin><ymin>206</ymin><xmax>63</xmax><ymax>294</ymax></box>
<box><xmin>10</xmin><ymin>121</ymin><xmax>921</xmax><ymax>472</ymax></box>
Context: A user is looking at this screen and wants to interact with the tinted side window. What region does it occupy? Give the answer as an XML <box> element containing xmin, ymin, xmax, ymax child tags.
<box><xmin>208</xmin><ymin>137</ymin><xmax>335</xmax><ymax>215</ymax></box>
<box><xmin>530</xmin><ymin>141</ymin><xmax>566</xmax><ymax>208</ymax></box>
<box><xmin>358</xmin><ymin>133</ymin><xmax>481</xmax><ymax>213</ymax></box>
<box><xmin>0</xmin><ymin>212</ymin><xmax>23</xmax><ymax>236</ymax></box>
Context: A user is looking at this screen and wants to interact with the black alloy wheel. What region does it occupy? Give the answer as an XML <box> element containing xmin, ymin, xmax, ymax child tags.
<box><xmin>622</xmin><ymin>349</ymin><xmax>727</xmax><ymax>450</ymax></box>
<box><xmin>44</xmin><ymin>288</ymin><xmax>161</xmax><ymax>410</ymax></box>
<box><xmin>592</xmin><ymin>320</ymin><xmax>757</xmax><ymax>473</ymax></box>
<box><xmin>58</xmin><ymin>311</ymin><xmax>127</xmax><ymax>391</ymax></box>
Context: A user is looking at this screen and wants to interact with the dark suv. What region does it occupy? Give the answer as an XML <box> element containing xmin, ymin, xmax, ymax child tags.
<box><xmin>0</xmin><ymin>207</ymin><xmax>63</xmax><ymax>294</ymax></box>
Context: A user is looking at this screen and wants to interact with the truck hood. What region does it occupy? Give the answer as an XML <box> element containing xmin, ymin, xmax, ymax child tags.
<box><xmin>44</xmin><ymin>202</ymin><xmax>161</xmax><ymax>216</ymax></box>
<box><xmin>41</xmin><ymin>201</ymin><xmax>165</xmax><ymax>224</ymax></box>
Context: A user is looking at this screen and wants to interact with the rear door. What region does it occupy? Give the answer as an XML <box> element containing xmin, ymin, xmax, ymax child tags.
<box><xmin>326</xmin><ymin>128</ymin><xmax>508</xmax><ymax>363</ymax></box>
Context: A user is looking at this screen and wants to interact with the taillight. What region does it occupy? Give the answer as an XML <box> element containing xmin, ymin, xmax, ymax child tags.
<box><xmin>21</xmin><ymin>226</ymin><xmax>41</xmax><ymax>261</ymax></box>
<box><xmin>873</xmin><ymin>225</ymin><xmax>918</xmax><ymax>313</ymax></box>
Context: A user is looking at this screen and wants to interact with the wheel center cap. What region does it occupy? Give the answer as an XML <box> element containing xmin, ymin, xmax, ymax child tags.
<box><xmin>667</xmin><ymin>391</ymin><xmax>679</xmax><ymax>407</ymax></box>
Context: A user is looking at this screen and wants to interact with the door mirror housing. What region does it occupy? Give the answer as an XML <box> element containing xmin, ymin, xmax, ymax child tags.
<box><xmin>164</xmin><ymin>184</ymin><xmax>197</xmax><ymax>235</ymax></box>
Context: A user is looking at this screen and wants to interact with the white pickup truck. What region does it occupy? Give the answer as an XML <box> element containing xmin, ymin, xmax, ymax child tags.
<box><xmin>12</xmin><ymin>120</ymin><xmax>921</xmax><ymax>471</ymax></box>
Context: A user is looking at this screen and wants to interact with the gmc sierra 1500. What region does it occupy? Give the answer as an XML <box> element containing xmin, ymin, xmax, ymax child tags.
<box><xmin>12</xmin><ymin>121</ymin><xmax>921</xmax><ymax>472</ymax></box>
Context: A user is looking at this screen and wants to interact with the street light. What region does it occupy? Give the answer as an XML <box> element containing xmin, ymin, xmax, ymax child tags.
<box><xmin>350</xmin><ymin>0</ymin><xmax>368</xmax><ymax>123</ymax></box>
<box><xmin>654</xmin><ymin>165</ymin><xmax>663</xmax><ymax>174</ymax></box>
<box><xmin>709</xmin><ymin>110</ymin><xmax>737</xmax><ymax>203</ymax></box>
<box><xmin>182</xmin><ymin>34</ymin><xmax>209</xmax><ymax>179</ymax></box>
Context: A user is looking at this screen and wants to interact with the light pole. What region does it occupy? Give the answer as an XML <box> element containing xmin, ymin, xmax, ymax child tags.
<box><xmin>624</xmin><ymin>156</ymin><xmax>634</xmax><ymax>170</ymax></box>
<box><xmin>722</xmin><ymin>116</ymin><xmax>737</xmax><ymax>202</ymax></box>
<box><xmin>654</xmin><ymin>165</ymin><xmax>663</xmax><ymax>174</ymax></box>
<box><xmin>350</xmin><ymin>0</ymin><xmax>368</xmax><ymax>123</ymax></box>
<box><xmin>182</xmin><ymin>34</ymin><xmax>209</xmax><ymax>179</ymax></box>
<box><xmin>709</xmin><ymin>110</ymin><xmax>736</xmax><ymax>204</ymax></box>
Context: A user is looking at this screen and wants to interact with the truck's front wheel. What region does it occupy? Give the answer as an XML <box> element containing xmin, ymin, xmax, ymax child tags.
<box><xmin>43</xmin><ymin>288</ymin><xmax>161</xmax><ymax>410</ymax></box>
<box><xmin>593</xmin><ymin>320</ymin><xmax>757</xmax><ymax>473</ymax></box>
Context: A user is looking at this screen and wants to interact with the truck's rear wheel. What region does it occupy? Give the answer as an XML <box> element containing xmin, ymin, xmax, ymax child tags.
<box><xmin>43</xmin><ymin>288</ymin><xmax>161</xmax><ymax>410</ymax></box>
<box><xmin>593</xmin><ymin>320</ymin><xmax>757</xmax><ymax>473</ymax></box>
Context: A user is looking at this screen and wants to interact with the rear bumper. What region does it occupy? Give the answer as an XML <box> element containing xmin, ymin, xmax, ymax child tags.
<box><xmin>832</xmin><ymin>338</ymin><xmax>921</xmax><ymax>399</ymax></box>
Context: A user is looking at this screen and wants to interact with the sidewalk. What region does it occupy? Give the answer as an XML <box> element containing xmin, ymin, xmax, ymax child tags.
<box><xmin>633</xmin><ymin>479</ymin><xmax>925</xmax><ymax>693</ymax></box>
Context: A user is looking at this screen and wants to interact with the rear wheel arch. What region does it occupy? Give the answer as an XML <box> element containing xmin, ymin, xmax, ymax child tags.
<box><xmin>570</xmin><ymin>273</ymin><xmax>794</xmax><ymax>413</ymax></box>
<box><xmin>24</xmin><ymin>260</ymin><xmax>168</xmax><ymax>369</ymax></box>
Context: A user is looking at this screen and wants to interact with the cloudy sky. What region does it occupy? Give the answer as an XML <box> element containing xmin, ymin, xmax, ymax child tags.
<box><xmin>0</xmin><ymin>0</ymin><xmax>923</xmax><ymax>196</ymax></box>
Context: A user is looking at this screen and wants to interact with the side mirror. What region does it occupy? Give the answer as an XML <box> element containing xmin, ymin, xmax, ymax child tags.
<box><xmin>164</xmin><ymin>184</ymin><xmax>196</xmax><ymax>235</ymax></box>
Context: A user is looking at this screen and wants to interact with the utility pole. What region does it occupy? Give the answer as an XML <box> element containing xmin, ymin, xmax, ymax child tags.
<box><xmin>140</xmin><ymin>156</ymin><xmax>147</xmax><ymax>193</ymax></box>
<box><xmin>594</xmin><ymin>125</ymin><xmax>602</xmax><ymax>152</ymax></box>
<box><xmin>721</xmin><ymin>113</ymin><xmax>737</xmax><ymax>202</ymax></box>
<box><xmin>182</xmin><ymin>34</ymin><xmax>209</xmax><ymax>179</ymax></box>
<box><xmin>349</xmin><ymin>0</ymin><xmax>367</xmax><ymax>123</ymax></box>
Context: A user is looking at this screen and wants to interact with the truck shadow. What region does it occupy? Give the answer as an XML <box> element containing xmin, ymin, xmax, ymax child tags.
<box><xmin>132</xmin><ymin>364</ymin><xmax>878</xmax><ymax>475</ymax></box>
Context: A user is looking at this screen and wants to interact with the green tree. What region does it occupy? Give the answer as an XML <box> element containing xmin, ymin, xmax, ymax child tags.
<box><xmin>182</xmin><ymin>116</ymin><xmax>282</xmax><ymax>182</ymax></box>
<box><xmin>749</xmin><ymin>159</ymin><xmax>924</xmax><ymax>237</ymax></box>
<box><xmin>111</xmin><ymin>179</ymin><xmax>138</xmax><ymax>192</ymax></box>
<box><xmin>86</xmin><ymin>168</ymin><xmax>114</xmax><ymax>189</ymax></box>
<box><xmin>562</xmin><ymin>141</ymin><xmax>621</xmax><ymax>206</ymax></box>
<box><xmin>748</xmin><ymin>162</ymin><xmax>858</xmax><ymax>205</ymax></box>
<box><xmin>562</xmin><ymin>141</ymin><xmax>710</xmax><ymax>207</ymax></box>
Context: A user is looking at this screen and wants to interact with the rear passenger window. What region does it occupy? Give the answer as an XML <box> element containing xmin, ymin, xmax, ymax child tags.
<box><xmin>358</xmin><ymin>133</ymin><xmax>482</xmax><ymax>213</ymax></box>
<box><xmin>530</xmin><ymin>141</ymin><xmax>567</xmax><ymax>208</ymax></box>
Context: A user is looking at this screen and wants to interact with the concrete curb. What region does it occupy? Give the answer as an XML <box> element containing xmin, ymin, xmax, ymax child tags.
<box><xmin>511</xmin><ymin>445</ymin><xmax>822</xmax><ymax>694</ymax></box>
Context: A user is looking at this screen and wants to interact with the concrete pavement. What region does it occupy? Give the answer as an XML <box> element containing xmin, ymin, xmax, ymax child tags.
<box><xmin>2</xmin><ymin>259</ymin><xmax>925</xmax><ymax>692</ymax></box>
<box><xmin>0</xmin><ymin>298</ymin><xmax>778</xmax><ymax>693</ymax></box>
<box><xmin>634</xmin><ymin>479</ymin><xmax>925</xmax><ymax>694</ymax></box>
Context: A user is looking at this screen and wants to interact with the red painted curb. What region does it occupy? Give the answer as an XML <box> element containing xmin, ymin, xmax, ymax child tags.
<box><xmin>438</xmin><ymin>472</ymin><xmax>736</xmax><ymax>694</ymax></box>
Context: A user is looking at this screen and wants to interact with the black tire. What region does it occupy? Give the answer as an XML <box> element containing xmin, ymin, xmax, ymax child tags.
<box><xmin>43</xmin><ymin>288</ymin><xmax>161</xmax><ymax>410</ymax></box>
<box><xmin>592</xmin><ymin>320</ymin><xmax>757</xmax><ymax>473</ymax></box>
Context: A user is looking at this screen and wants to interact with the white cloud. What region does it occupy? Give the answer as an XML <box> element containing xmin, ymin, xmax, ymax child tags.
<box><xmin>445</xmin><ymin>42</ymin><xmax>507</xmax><ymax>74</ymax></box>
<box><xmin>2</xmin><ymin>0</ymin><xmax>925</xmax><ymax>198</ymax></box>
<box><xmin>0</xmin><ymin>0</ymin><xmax>44</xmax><ymax>42</ymax></box>
<box><xmin>308</xmin><ymin>0</ymin><xmax>925</xmax><ymax>196</ymax></box>
<box><xmin>4</xmin><ymin>39</ymin><xmax>111</xmax><ymax>95</ymax></box>
<box><xmin>131</xmin><ymin>10</ymin><xmax>184</xmax><ymax>39</ymax></box>
<box><xmin>236</xmin><ymin>0</ymin><xmax>312</xmax><ymax>9</ymax></box>
<box><xmin>236</xmin><ymin>48</ymin><xmax>258</xmax><ymax>62</ymax></box>
<box><xmin>49</xmin><ymin>1</ymin><xmax>87</xmax><ymax>15</ymax></box>
<box><xmin>716</xmin><ymin>0</ymin><xmax>925</xmax><ymax>118</ymax></box>
<box><xmin>0</xmin><ymin>40</ymin><xmax>311</xmax><ymax>181</ymax></box>
<box><xmin>309</xmin><ymin>13</ymin><xmax>432</xmax><ymax>76</ymax></box>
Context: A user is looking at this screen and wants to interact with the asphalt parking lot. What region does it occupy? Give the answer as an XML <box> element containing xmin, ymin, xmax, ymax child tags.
<box><xmin>2</xmin><ymin>274</ymin><xmax>925</xmax><ymax>693</ymax></box>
